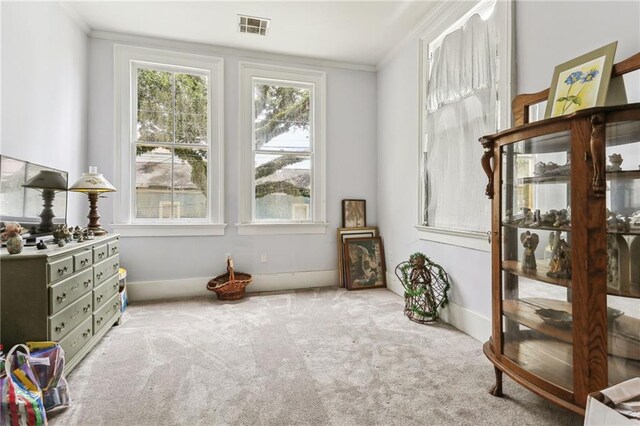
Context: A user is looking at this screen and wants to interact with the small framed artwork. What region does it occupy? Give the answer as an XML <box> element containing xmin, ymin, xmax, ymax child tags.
<box><xmin>337</xmin><ymin>226</ymin><xmax>378</xmax><ymax>288</ymax></box>
<box><xmin>344</xmin><ymin>236</ymin><xmax>386</xmax><ymax>291</ymax></box>
<box><xmin>545</xmin><ymin>41</ymin><xmax>618</xmax><ymax>118</ymax></box>
<box><xmin>342</xmin><ymin>199</ymin><xmax>366</xmax><ymax>227</ymax></box>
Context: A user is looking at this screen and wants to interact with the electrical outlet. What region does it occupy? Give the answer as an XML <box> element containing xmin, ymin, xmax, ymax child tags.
<box><xmin>260</xmin><ymin>253</ymin><xmax>268</xmax><ymax>263</ymax></box>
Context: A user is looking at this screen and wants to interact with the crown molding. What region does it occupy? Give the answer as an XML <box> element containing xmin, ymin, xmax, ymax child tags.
<box><xmin>59</xmin><ymin>1</ymin><xmax>91</xmax><ymax>34</ymax></box>
<box><xmin>377</xmin><ymin>1</ymin><xmax>471</xmax><ymax>71</ymax></box>
<box><xmin>90</xmin><ymin>30</ymin><xmax>377</xmax><ymax>73</ymax></box>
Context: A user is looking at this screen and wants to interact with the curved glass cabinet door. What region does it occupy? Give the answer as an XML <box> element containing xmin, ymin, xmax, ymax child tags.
<box><xmin>501</xmin><ymin>130</ymin><xmax>574</xmax><ymax>391</ymax></box>
<box><xmin>605</xmin><ymin>120</ymin><xmax>640</xmax><ymax>386</ymax></box>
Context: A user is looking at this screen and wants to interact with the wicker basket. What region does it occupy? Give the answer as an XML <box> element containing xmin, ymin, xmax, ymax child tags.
<box><xmin>206</xmin><ymin>258</ymin><xmax>252</xmax><ymax>301</ymax></box>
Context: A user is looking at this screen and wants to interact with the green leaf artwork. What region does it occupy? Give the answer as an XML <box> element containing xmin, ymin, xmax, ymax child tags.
<box><xmin>555</xmin><ymin>69</ymin><xmax>599</xmax><ymax>114</ymax></box>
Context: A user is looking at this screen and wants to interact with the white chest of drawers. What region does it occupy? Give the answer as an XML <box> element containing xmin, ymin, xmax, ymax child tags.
<box><xmin>1</xmin><ymin>234</ymin><xmax>121</xmax><ymax>372</ymax></box>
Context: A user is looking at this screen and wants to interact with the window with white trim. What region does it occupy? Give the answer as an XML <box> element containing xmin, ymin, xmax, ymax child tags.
<box><xmin>114</xmin><ymin>46</ymin><xmax>224</xmax><ymax>236</ymax></box>
<box><xmin>417</xmin><ymin>0</ymin><xmax>512</xmax><ymax>248</ymax></box>
<box><xmin>238</xmin><ymin>63</ymin><xmax>327</xmax><ymax>235</ymax></box>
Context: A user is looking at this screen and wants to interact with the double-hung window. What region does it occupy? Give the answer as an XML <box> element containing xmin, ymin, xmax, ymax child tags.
<box><xmin>114</xmin><ymin>46</ymin><xmax>224</xmax><ymax>236</ymax></box>
<box><xmin>238</xmin><ymin>63</ymin><xmax>327</xmax><ymax>235</ymax></box>
<box><xmin>417</xmin><ymin>0</ymin><xmax>512</xmax><ymax>250</ymax></box>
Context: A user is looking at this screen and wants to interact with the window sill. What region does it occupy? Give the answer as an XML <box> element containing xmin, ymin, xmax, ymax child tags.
<box><xmin>415</xmin><ymin>225</ymin><xmax>490</xmax><ymax>252</ymax></box>
<box><xmin>237</xmin><ymin>222</ymin><xmax>328</xmax><ymax>235</ymax></box>
<box><xmin>112</xmin><ymin>223</ymin><xmax>227</xmax><ymax>237</ymax></box>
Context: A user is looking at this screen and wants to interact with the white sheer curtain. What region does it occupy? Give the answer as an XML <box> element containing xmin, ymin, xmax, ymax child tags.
<box><xmin>424</xmin><ymin>12</ymin><xmax>497</xmax><ymax>232</ymax></box>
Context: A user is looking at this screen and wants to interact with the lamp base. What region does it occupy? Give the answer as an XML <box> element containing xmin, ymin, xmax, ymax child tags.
<box><xmin>87</xmin><ymin>226</ymin><xmax>108</xmax><ymax>236</ymax></box>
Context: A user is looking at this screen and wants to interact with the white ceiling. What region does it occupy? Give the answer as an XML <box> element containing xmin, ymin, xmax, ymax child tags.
<box><xmin>63</xmin><ymin>1</ymin><xmax>440</xmax><ymax>66</ymax></box>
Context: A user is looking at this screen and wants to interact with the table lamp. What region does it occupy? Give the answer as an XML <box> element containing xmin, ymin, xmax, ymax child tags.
<box><xmin>69</xmin><ymin>166</ymin><xmax>116</xmax><ymax>236</ymax></box>
<box><xmin>22</xmin><ymin>170</ymin><xmax>68</xmax><ymax>233</ymax></box>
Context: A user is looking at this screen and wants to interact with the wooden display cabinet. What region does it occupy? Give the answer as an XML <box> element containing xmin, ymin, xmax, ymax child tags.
<box><xmin>480</xmin><ymin>53</ymin><xmax>640</xmax><ymax>414</ymax></box>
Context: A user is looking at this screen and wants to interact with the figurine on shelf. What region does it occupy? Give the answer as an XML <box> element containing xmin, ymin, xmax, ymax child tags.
<box><xmin>607</xmin><ymin>235</ymin><xmax>620</xmax><ymax>290</ymax></box>
<box><xmin>530</xmin><ymin>209</ymin><xmax>542</xmax><ymax>228</ymax></box>
<box><xmin>521</xmin><ymin>208</ymin><xmax>535</xmax><ymax>226</ymax></box>
<box><xmin>36</xmin><ymin>240</ymin><xmax>48</xmax><ymax>250</ymax></box>
<box><xmin>52</xmin><ymin>224</ymin><xmax>72</xmax><ymax>243</ymax></box>
<box><xmin>631</xmin><ymin>211</ymin><xmax>640</xmax><ymax>228</ymax></box>
<box><xmin>547</xmin><ymin>231</ymin><xmax>572</xmax><ymax>279</ymax></box>
<box><xmin>520</xmin><ymin>231</ymin><xmax>539</xmax><ymax>271</ymax></box>
<box><xmin>607</xmin><ymin>153</ymin><xmax>623</xmax><ymax>171</ymax></box>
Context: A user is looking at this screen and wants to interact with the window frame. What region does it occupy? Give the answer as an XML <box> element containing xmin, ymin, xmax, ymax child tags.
<box><xmin>238</xmin><ymin>62</ymin><xmax>327</xmax><ymax>235</ymax></box>
<box><xmin>415</xmin><ymin>0</ymin><xmax>514</xmax><ymax>252</ymax></box>
<box><xmin>114</xmin><ymin>45</ymin><xmax>225</xmax><ymax>237</ymax></box>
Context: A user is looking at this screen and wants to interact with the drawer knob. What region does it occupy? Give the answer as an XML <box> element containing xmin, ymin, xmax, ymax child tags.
<box><xmin>71</xmin><ymin>284</ymin><xmax>79</xmax><ymax>291</ymax></box>
<box><xmin>84</xmin><ymin>279</ymin><xmax>91</xmax><ymax>287</ymax></box>
<box><xmin>97</xmin><ymin>317</ymin><xmax>103</xmax><ymax>325</ymax></box>
<box><xmin>98</xmin><ymin>253</ymin><xmax>104</xmax><ymax>259</ymax></box>
<box><xmin>83</xmin><ymin>330</ymin><xmax>91</xmax><ymax>337</ymax></box>
<box><xmin>97</xmin><ymin>272</ymin><xmax>103</xmax><ymax>279</ymax></box>
<box><xmin>57</xmin><ymin>266</ymin><xmax>68</xmax><ymax>275</ymax></box>
<box><xmin>57</xmin><ymin>292</ymin><xmax>67</xmax><ymax>302</ymax></box>
<box><xmin>80</xmin><ymin>259</ymin><xmax>87</xmax><ymax>266</ymax></box>
<box><xmin>72</xmin><ymin>339</ymin><xmax>78</xmax><ymax>348</ymax></box>
<box><xmin>111</xmin><ymin>247</ymin><xmax>117</xmax><ymax>253</ymax></box>
<box><xmin>113</xmin><ymin>263</ymin><xmax>118</xmax><ymax>270</ymax></box>
<box><xmin>97</xmin><ymin>295</ymin><xmax>103</xmax><ymax>302</ymax></box>
<box><xmin>83</xmin><ymin>304</ymin><xmax>91</xmax><ymax>313</ymax></box>
<box><xmin>55</xmin><ymin>322</ymin><xmax>66</xmax><ymax>332</ymax></box>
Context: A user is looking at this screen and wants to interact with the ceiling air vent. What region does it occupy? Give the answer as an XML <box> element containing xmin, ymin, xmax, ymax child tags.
<box><xmin>238</xmin><ymin>15</ymin><xmax>270</xmax><ymax>36</ymax></box>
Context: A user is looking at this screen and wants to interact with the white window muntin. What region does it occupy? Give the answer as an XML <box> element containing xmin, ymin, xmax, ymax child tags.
<box><xmin>130</xmin><ymin>61</ymin><xmax>211</xmax><ymax>222</ymax></box>
<box><xmin>251</xmin><ymin>77</ymin><xmax>315</xmax><ymax>223</ymax></box>
<box><xmin>238</xmin><ymin>62</ymin><xmax>326</xmax><ymax>234</ymax></box>
<box><xmin>114</xmin><ymin>45</ymin><xmax>224</xmax><ymax>235</ymax></box>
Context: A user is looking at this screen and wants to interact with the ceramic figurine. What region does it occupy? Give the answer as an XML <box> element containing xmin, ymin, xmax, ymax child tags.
<box><xmin>53</xmin><ymin>224</ymin><xmax>72</xmax><ymax>243</ymax></box>
<box><xmin>36</xmin><ymin>240</ymin><xmax>48</xmax><ymax>250</ymax></box>
<box><xmin>520</xmin><ymin>231</ymin><xmax>539</xmax><ymax>271</ymax></box>
<box><xmin>2</xmin><ymin>223</ymin><xmax>24</xmax><ymax>254</ymax></box>
<box><xmin>547</xmin><ymin>231</ymin><xmax>572</xmax><ymax>279</ymax></box>
<box><xmin>608</xmin><ymin>153</ymin><xmax>623</xmax><ymax>171</ymax></box>
<box><xmin>607</xmin><ymin>235</ymin><xmax>620</xmax><ymax>289</ymax></box>
<box><xmin>57</xmin><ymin>240</ymin><xmax>65</xmax><ymax>247</ymax></box>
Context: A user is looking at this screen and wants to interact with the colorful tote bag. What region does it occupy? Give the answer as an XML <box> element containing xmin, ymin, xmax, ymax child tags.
<box><xmin>0</xmin><ymin>344</ymin><xmax>48</xmax><ymax>426</ymax></box>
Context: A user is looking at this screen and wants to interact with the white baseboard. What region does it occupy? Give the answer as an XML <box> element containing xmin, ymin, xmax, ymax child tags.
<box><xmin>127</xmin><ymin>269</ymin><xmax>338</xmax><ymax>302</ymax></box>
<box><xmin>385</xmin><ymin>271</ymin><xmax>491</xmax><ymax>343</ymax></box>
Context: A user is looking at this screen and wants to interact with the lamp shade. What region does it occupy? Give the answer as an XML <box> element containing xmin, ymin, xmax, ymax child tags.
<box><xmin>23</xmin><ymin>170</ymin><xmax>68</xmax><ymax>190</ymax></box>
<box><xmin>69</xmin><ymin>166</ymin><xmax>116</xmax><ymax>193</ymax></box>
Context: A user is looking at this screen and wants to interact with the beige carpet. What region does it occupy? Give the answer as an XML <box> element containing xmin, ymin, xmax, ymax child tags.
<box><xmin>50</xmin><ymin>287</ymin><xmax>583</xmax><ymax>425</ymax></box>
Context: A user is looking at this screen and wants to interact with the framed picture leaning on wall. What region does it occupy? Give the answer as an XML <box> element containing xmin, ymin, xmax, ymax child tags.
<box><xmin>344</xmin><ymin>236</ymin><xmax>386</xmax><ymax>291</ymax></box>
<box><xmin>337</xmin><ymin>226</ymin><xmax>378</xmax><ymax>288</ymax></box>
<box><xmin>342</xmin><ymin>199</ymin><xmax>366</xmax><ymax>227</ymax></box>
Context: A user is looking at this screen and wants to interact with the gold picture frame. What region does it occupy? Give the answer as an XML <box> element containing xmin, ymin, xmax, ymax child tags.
<box><xmin>545</xmin><ymin>41</ymin><xmax>618</xmax><ymax>118</ymax></box>
<box><xmin>344</xmin><ymin>237</ymin><xmax>386</xmax><ymax>291</ymax></box>
<box><xmin>337</xmin><ymin>226</ymin><xmax>378</xmax><ymax>288</ymax></box>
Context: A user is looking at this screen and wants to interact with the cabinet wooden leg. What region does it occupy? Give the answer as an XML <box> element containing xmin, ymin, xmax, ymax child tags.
<box><xmin>489</xmin><ymin>366</ymin><xmax>503</xmax><ymax>397</ymax></box>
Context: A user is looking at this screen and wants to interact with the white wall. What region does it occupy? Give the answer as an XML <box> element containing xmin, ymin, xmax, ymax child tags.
<box><xmin>376</xmin><ymin>0</ymin><xmax>640</xmax><ymax>341</ymax></box>
<box><xmin>1</xmin><ymin>1</ymin><xmax>89</xmax><ymax>225</ymax></box>
<box><xmin>88</xmin><ymin>36</ymin><xmax>378</xmax><ymax>290</ymax></box>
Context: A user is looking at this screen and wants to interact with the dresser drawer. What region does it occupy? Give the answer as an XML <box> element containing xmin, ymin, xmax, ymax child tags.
<box><xmin>94</xmin><ymin>255</ymin><xmax>120</xmax><ymax>287</ymax></box>
<box><xmin>48</xmin><ymin>256</ymin><xmax>74</xmax><ymax>283</ymax></box>
<box><xmin>93</xmin><ymin>293</ymin><xmax>120</xmax><ymax>335</ymax></box>
<box><xmin>93</xmin><ymin>274</ymin><xmax>119</xmax><ymax>310</ymax></box>
<box><xmin>59</xmin><ymin>317</ymin><xmax>93</xmax><ymax>362</ymax></box>
<box><xmin>49</xmin><ymin>292</ymin><xmax>92</xmax><ymax>341</ymax></box>
<box><xmin>49</xmin><ymin>268</ymin><xmax>93</xmax><ymax>314</ymax></box>
<box><xmin>73</xmin><ymin>250</ymin><xmax>93</xmax><ymax>271</ymax></box>
<box><xmin>93</xmin><ymin>244</ymin><xmax>108</xmax><ymax>263</ymax></box>
<box><xmin>107</xmin><ymin>240</ymin><xmax>119</xmax><ymax>257</ymax></box>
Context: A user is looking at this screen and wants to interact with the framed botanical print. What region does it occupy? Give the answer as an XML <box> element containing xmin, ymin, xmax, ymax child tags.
<box><xmin>342</xmin><ymin>199</ymin><xmax>366</xmax><ymax>227</ymax></box>
<box><xmin>337</xmin><ymin>226</ymin><xmax>378</xmax><ymax>288</ymax></box>
<box><xmin>344</xmin><ymin>236</ymin><xmax>386</xmax><ymax>290</ymax></box>
<box><xmin>545</xmin><ymin>42</ymin><xmax>617</xmax><ymax>118</ymax></box>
